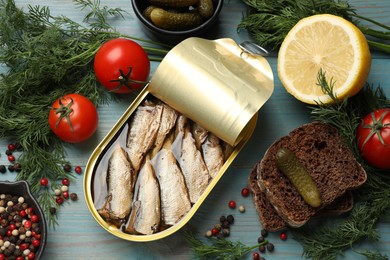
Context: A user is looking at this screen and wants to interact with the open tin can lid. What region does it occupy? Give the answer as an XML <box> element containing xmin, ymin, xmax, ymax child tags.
<box><xmin>148</xmin><ymin>37</ymin><xmax>274</xmax><ymax>146</ymax></box>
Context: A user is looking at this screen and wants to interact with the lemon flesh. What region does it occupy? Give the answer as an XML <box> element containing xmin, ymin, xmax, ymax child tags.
<box><xmin>278</xmin><ymin>14</ymin><xmax>371</xmax><ymax>105</ymax></box>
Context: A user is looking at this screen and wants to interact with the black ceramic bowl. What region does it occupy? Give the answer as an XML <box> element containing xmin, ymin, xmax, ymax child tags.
<box><xmin>0</xmin><ymin>180</ymin><xmax>47</xmax><ymax>259</ymax></box>
<box><xmin>131</xmin><ymin>0</ymin><xmax>224</xmax><ymax>44</ymax></box>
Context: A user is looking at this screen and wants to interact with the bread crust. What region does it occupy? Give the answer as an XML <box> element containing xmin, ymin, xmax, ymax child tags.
<box><xmin>253</xmin><ymin>122</ymin><xmax>366</xmax><ymax>228</ymax></box>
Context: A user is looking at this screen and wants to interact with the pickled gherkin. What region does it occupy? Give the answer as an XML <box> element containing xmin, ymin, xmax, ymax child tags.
<box><xmin>148</xmin><ymin>0</ymin><xmax>199</xmax><ymax>8</ymax></box>
<box><xmin>150</xmin><ymin>8</ymin><xmax>203</xmax><ymax>31</ymax></box>
<box><xmin>275</xmin><ymin>148</ymin><xmax>322</xmax><ymax>208</ymax></box>
<box><xmin>198</xmin><ymin>0</ymin><xmax>214</xmax><ymax>18</ymax></box>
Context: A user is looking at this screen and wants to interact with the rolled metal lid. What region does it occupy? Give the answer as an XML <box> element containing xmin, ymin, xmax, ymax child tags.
<box><xmin>148</xmin><ymin>37</ymin><xmax>274</xmax><ymax>146</ymax></box>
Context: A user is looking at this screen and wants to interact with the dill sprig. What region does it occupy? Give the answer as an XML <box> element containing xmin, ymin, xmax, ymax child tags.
<box><xmin>291</xmin><ymin>70</ymin><xmax>390</xmax><ymax>260</ymax></box>
<box><xmin>0</xmin><ymin>0</ymin><xmax>169</xmax><ymax>227</ymax></box>
<box><xmin>238</xmin><ymin>0</ymin><xmax>390</xmax><ymax>54</ymax></box>
<box><xmin>185</xmin><ymin>231</ymin><xmax>267</xmax><ymax>260</ymax></box>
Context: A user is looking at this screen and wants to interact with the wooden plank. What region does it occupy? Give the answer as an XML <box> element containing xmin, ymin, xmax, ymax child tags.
<box><xmin>0</xmin><ymin>0</ymin><xmax>389</xmax><ymax>259</ymax></box>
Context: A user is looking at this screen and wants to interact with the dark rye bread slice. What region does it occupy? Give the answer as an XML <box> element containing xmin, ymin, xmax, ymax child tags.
<box><xmin>248</xmin><ymin>164</ymin><xmax>354</xmax><ymax>231</ymax></box>
<box><xmin>256</xmin><ymin>122</ymin><xmax>366</xmax><ymax>228</ymax></box>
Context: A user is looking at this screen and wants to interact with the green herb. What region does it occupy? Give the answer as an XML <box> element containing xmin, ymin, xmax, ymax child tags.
<box><xmin>0</xmin><ymin>0</ymin><xmax>169</xmax><ymax>227</ymax></box>
<box><xmin>238</xmin><ymin>0</ymin><xmax>390</xmax><ymax>54</ymax></box>
<box><xmin>291</xmin><ymin>70</ymin><xmax>390</xmax><ymax>260</ymax></box>
<box><xmin>185</xmin><ymin>230</ymin><xmax>266</xmax><ymax>260</ymax></box>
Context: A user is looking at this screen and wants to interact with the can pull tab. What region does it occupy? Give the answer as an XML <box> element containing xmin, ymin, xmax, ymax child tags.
<box><xmin>239</xmin><ymin>41</ymin><xmax>269</xmax><ymax>56</ymax></box>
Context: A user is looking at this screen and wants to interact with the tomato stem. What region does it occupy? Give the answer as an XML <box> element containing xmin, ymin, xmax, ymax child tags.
<box><xmin>361</xmin><ymin>110</ymin><xmax>390</xmax><ymax>147</ymax></box>
<box><xmin>109</xmin><ymin>67</ymin><xmax>147</xmax><ymax>93</ymax></box>
<box><xmin>53</xmin><ymin>98</ymin><xmax>74</xmax><ymax>132</ymax></box>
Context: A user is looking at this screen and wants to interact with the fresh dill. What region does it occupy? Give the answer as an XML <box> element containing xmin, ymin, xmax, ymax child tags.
<box><xmin>291</xmin><ymin>70</ymin><xmax>390</xmax><ymax>260</ymax></box>
<box><xmin>185</xmin><ymin>230</ymin><xmax>267</xmax><ymax>260</ymax></box>
<box><xmin>238</xmin><ymin>0</ymin><xmax>390</xmax><ymax>54</ymax></box>
<box><xmin>0</xmin><ymin>0</ymin><xmax>169</xmax><ymax>227</ymax></box>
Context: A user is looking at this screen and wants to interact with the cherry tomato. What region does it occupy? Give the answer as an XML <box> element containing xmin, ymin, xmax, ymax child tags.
<box><xmin>48</xmin><ymin>94</ymin><xmax>98</xmax><ymax>143</ymax></box>
<box><xmin>94</xmin><ymin>38</ymin><xmax>150</xmax><ymax>94</ymax></box>
<box><xmin>356</xmin><ymin>108</ymin><xmax>390</xmax><ymax>169</ymax></box>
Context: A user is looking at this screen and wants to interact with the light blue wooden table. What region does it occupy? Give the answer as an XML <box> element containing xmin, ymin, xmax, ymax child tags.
<box><xmin>1</xmin><ymin>0</ymin><xmax>389</xmax><ymax>259</ymax></box>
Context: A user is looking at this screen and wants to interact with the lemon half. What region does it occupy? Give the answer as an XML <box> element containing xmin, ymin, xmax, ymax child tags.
<box><xmin>277</xmin><ymin>14</ymin><xmax>371</xmax><ymax>105</ymax></box>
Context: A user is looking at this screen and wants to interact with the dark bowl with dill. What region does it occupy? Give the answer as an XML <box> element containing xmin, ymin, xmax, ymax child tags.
<box><xmin>0</xmin><ymin>180</ymin><xmax>47</xmax><ymax>260</ymax></box>
<box><xmin>131</xmin><ymin>0</ymin><xmax>224</xmax><ymax>44</ymax></box>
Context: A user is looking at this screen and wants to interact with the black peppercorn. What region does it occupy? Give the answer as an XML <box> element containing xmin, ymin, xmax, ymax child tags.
<box><xmin>226</xmin><ymin>214</ymin><xmax>234</xmax><ymax>224</ymax></box>
<box><xmin>219</xmin><ymin>215</ymin><xmax>226</xmax><ymax>223</ymax></box>
<box><xmin>5</xmin><ymin>149</ymin><xmax>12</xmax><ymax>156</ymax></box>
<box><xmin>63</xmin><ymin>164</ymin><xmax>72</xmax><ymax>172</ymax></box>
<box><xmin>258</xmin><ymin>236</ymin><xmax>265</xmax><ymax>243</ymax></box>
<box><xmin>3</xmin><ymin>248</ymin><xmax>11</xmax><ymax>256</ymax></box>
<box><xmin>0</xmin><ymin>227</ymin><xmax>6</xmax><ymax>236</ymax></box>
<box><xmin>13</xmin><ymin>248</ymin><xmax>22</xmax><ymax>256</ymax></box>
<box><xmin>50</xmin><ymin>207</ymin><xmax>57</xmax><ymax>215</ymax></box>
<box><xmin>13</xmin><ymin>163</ymin><xmax>22</xmax><ymax>172</ymax></box>
<box><xmin>261</xmin><ymin>229</ymin><xmax>268</xmax><ymax>237</ymax></box>
<box><xmin>0</xmin><ymin>165</ymin><xmax>6</xmax><ymax>173</ymax></box>
<box><xmin>70</xmin><ymin>193</ymin><xmax>78</xmax><ymax>201</ymax></box>
<box><xmin>8</xmin><ymin>244</ymin><xmax>16</xmax><ymax>253</ymax></box>
<box><xmin>29</xmin><ymin>244</ymin><xmax>36</xmax><ymax>252</ymax></box>
<box><xmin>6</xmin><ymin>205</ymin><xmax>13</xmax><ymax>213</ymax></box>
<box><xmin>8</xmin><ymin>165</ymin><xmax>15</xmax><ymax>172</ymax></box>
<box><xmin>266</xmin><ymin>242</ymin><xmax>275</xmax><ymax>252</ymax></box>
<box><xmin>221</xmin><ymin>220</ymin><xmax>230</xmax><ymax>229</ymax></box>
<box><xmin>259</xmin><ymin>245</ymin><xmax>266</xmax><ymax>253</ymax></box>
<box><xmin>8</xmin><ymin>235</ymin><xmax>17</xmax><ymax>244</ymax></box>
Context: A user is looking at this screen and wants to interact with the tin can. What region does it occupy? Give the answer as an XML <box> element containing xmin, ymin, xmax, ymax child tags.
<box><xmin>84</xmin><ymin>37</ymin><xmax>274</xmax><ymax>241</ymax></box>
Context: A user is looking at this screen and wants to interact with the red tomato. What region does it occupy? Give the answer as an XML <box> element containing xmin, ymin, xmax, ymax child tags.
<box><xmin>48</xmin><ymin>94</ymin><xmax>98</xmax><ymax>143</ymax></box>
<box><xmin>94</xmin><ymin>38</ymin><xmax>150</xmax><ymax>94</ymax></box>
<box><xmin>356</xmin><ymin>108</ymin><xmax>390</xmax><ymax>169</ymax></box>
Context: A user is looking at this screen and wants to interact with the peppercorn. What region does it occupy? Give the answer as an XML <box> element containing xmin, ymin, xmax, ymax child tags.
<box><xmin>0</xmin><ymin>165</ymin><xmax>6</xmax><ymax>173</ymax></box>
<box><xmin>8</xmin><ymin>165</ymin><xmax>15</xmax><ymax>172</ymax></box>
<box><xmin>221</xmin><ymin>220</ymin><xmax>230</xmax><ymax>229</ymax></box>
<box><xmin>219</xmin><ymin>215</ymin><xmax>226</xmax><ymax>223</ymax></box>
<box><xmin>252</xmin><ymin>252</ymin><xmax>260</xmax><ymax>260</ymax></box>
<box><xmin>62</xmin><ymin>178</ymin><xmax>70</xmax><ymax>186</ymax></box>
<box><xmin>70</xmin><ymin>193</ymin><xmax>78</xmax><ymax>201</ymax></box>
<box><xmin>63</xmin><ymin>164</ymin><xmax>72</xmax><ymax>172</ymax></box>
<box><xmin>257</xmin><ymin>236</ymin><xmax>265</xmax><ymax>243</ymax></box>
<box><xmin>238</xmin><ymin>205</ymin><xmax>245</xmax><ymax>213</ymax></box>
<box><xmin>39</xmin><ymin>178</ymin><xmax>48</xmax><ymax>186</ymax></box>
<box><xmin>279</xmin><ymin>231</ymin><xmax>287</xmax><ymax>241</ymax></box>
<box><xmin>62</xmin><ymin>191</ymin><xmax>69</xmax><ymax>199</ymax></box>
<box><xmin>49</xmin><ymin>207</ymin><xmax>56</xmax><ymax>215</ymax></box>
<box><xmin>222</xmin><ymin>228</ymin><xmax>230</xmax><ymax>237</ymax></box>
<box><xmin>0</xmin><ymin>227</ymin><xmax>6</xmax><ymax>236</ymax></box>
<box><xmin>266</xmin><ymin>242</ymin><xmax>274</xmax><ymax>252</ymax></box>
<box><xmin>8</xmin><ymin>143</ymin><xmax>16</xmax><ymax>151</ymax></box>
<box><xmin>29</xmin><ymin>244</ymin><xmax>36</xmax><ymax>252</ymax></box>
<box><xmin>261</xmin><ymin>229</ymin><xmax>268</xmax><ymax>237</ymax></box>
<box><xmin>214</xmin><ymin>223</ymin><xmax>221</xmax><ymax>230</ymax></box>
<box><xmin>7</xmin><ymin>154</ymin><xmax>15</xmax><ymax>162</ymax></box>
<box><xmin>74</xmin><ymin>165</ymin><xmax>82</xmax><ymax>174</ymax></box>
<box><xmin>259</xmin><ymin>245</ymin><xmax>266</xmax><ymax>253</ymax></box>
<box><xmin>241</xmin><ymin>187</ymin><xmax>250</xmax><ymax>197</ymax></box>
<box><xmin>228</xmin><ymin>200</ymin><xmax>236</xmax><ymax>209</ymax></box>
<box><xmin>13</xmin><ymin>163</ymin><xmax>22</xmax><ymax>172</ymax></box>
<box><xmin>8</xmin><ymin>244</ymin><xmax>16</xmax><ymax>253</ymax></box>
<box><xmin>226</xmin><ymin>214</ymin><xmax>234</xmax><ymax>224</ymax></box>
<box><xmin>5</xmin><ymin>149</ymin><xmax>13</xmax><ymax>156</ymax></box>
<box><xmin>14</xmin><ymin>248</ymin><xmax>22</xmax><ymax>256</ymax></box>
<box><xmin>205</xmin><ymin>230</ymin><xmax>212</xmax><ymax>237</ymax></box>
<box><xmin>211</xmin><ymin>228</ymin><xmax>219</xmax><ymax>236</ymax></box>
